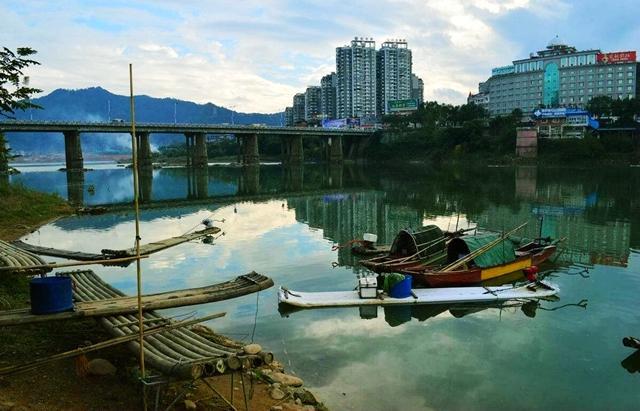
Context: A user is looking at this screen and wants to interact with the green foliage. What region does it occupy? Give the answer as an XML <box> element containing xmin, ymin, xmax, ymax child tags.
<box><xmin>0</xmin><ymin>47</ymin><xmax>42</xmax><ymax>119</ymax></box>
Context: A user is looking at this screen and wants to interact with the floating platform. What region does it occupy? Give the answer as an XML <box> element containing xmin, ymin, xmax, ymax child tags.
<box><xmin>278</xmin><ymin>281</ymin><xmax>559</xmax><ymax>309</ymax></box>
<box><xmin>0</xmin><ymin>240</ymin><xmax>50</xmax><ymax>275</ymax></box>
<box><xmin>11</xmin><ymin>227</ymin><xmax>220</xmax><ymax>263</ymax></box>
<box><xmin>0</xmin><ymin>270</ymin><xmax>273</xmax><ymax>326</ymax></box>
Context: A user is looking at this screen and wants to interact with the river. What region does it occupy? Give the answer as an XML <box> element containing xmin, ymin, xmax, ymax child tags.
<box><xmin>9</xmin><ymin>161</ymin><xmax>640</xmax><ymax>410</ymax></box>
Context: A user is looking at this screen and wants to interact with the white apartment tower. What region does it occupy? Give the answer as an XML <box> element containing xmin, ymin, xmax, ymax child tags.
<box><xmin>336</xmin><ymin>37</ymin><xmax>377</xmax><ymax>119</ymax></box>
<box><xmin>377</xmin><ymin>40</ymin><xmax>413</xmax><ymax>115</ymax></box>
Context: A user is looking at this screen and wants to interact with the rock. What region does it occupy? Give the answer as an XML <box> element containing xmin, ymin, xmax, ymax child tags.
<box><xmin>270</xmin><ymin>406</ymin><xmax>283</xmax><ymax>411</ymax></box>
<box><xmin>270</xmin><ymin>387</ymin><xmax>286</xmax><ymax>400</ymax></box>
<box><xmin>0</xmin><ymin>401</ymin><xmax>16</xmax><ymax>411</ymax></box>
<box><xmin>294</xmin><ymin>388</ymin><xmax>318</xmax><ymax>405</ymax></box>
<box><xmin>243</xmin><ymin>343</ymin><xmax>262</xmax><ymax>355</ymax></box>
<box><xmin>87</xmin><ymin>358</ymin><xmax>116</xmax><ymax>376</ymax></box>
<box><xmin>270</xmin><ymin>372</ymin><xmax>303</xmax><ymax>387</ymax></box>
<box><xmin>295</xmin><ymin>398</ymin><xmax>302</xmax><ymax>405</ymax></box>
<box><xmin>281</xmin><ymin>404</ymin><xmax>305</xmax><ymax>411</ymax></box>
<box><xmin>183</xmin><ymin>399</ymin><xmax>197</xmax><ymax>410</ymax></box>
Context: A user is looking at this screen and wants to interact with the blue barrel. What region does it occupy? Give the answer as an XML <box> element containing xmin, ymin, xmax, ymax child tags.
<box><xmin>389</xmin><ymin>275</ymin><xmax>412</xmax><ymax>298</ymax></box>
<box><xmin>29</xmin><ymin>276</ymin><xmax>73</xmax><ymax>314</ymax></box>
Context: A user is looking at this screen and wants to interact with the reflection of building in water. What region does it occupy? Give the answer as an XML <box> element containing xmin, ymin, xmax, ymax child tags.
<box><xmin>287</xmin><ymin>191</ymin><xmax>422</xmax><ymax>266</ymax></box>
<box><xmin>476</xmin><ymin>204</ymin><xmax>630</xmax><ymax>267</ymax></box>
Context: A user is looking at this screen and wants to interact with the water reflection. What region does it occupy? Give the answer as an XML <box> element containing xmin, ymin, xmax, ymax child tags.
<box><xmin>9</xmin><ymin>162</ymin><xmax>640</xmax><ymax>410</ymax></box>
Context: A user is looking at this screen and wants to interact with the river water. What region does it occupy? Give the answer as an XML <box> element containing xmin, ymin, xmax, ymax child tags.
<box><xmin>9</xmin><ymin>162</ymin><xmax>640</xmax><ymax>410</ymax></box>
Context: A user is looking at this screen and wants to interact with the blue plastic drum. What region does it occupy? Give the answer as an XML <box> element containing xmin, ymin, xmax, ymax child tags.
<box><xmin>29</xmin><ymin>276</ymin><xmax>73</xmax><ymax>314</ymax></box>
<box><xmin>389</xmin><ymin>275</ymin><xmax>412</xmax><ymax>298</ymax></box>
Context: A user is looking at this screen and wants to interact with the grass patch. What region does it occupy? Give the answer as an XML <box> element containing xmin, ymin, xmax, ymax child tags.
<box><xmin>0</xmin><ymin>182</ymin><xmax>72</xmax><ymax>241</ymax></box>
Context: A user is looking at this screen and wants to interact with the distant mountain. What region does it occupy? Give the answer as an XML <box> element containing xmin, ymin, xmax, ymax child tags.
<box><xmin>6</xmin><ymin>87</ymin><xmax>283</xmax><ymax>154</ymax></box>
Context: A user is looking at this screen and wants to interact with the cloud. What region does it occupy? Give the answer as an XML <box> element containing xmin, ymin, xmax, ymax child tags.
<box><xmin>3</xmin><ymin>0</ymin><xmax>637</xmax><ymax>111</ymax></box>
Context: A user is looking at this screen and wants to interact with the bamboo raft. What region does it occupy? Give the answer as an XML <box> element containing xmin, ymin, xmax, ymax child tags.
<box><xmin>70</xmin><ymin>270</ymin><xmax>274</xmax><ymax>380</ymax></box>
<box><xmin>0</xmin><ymin>240</ymin><xmax>50</xmax><ymax>275</ymax></box>
<box><xmin>11</xmin><ymin>226</ymin><xmax>221</xmax><ymax>263</ymax></box>
<box><xmin>0</xmin><ymin>270</ymin><xmax>273</xmax><ymax>326</ymax></box>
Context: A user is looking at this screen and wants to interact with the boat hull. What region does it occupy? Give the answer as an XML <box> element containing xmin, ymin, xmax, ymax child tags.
<box><xmin>404</xmin><ymin>245</ymin><xmax>557</xmax><ymax>287</ymax></box>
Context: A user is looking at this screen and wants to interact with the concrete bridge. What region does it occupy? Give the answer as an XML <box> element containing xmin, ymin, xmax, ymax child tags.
<box><xmin>0</xmin><ymin>120</ymin><xmax>374</xmax><ymax>172</ymax></box>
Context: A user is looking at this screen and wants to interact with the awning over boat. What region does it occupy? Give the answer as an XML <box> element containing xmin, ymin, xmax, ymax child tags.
<box><xmin>447</xmin><ymin>233</ymin><xmax>516</xmax><ymax>268</ymax></box>
<box><xmin>390</xmin><ymin>225</ymin><xmax>445</xmax><ymax>258</ymax></box>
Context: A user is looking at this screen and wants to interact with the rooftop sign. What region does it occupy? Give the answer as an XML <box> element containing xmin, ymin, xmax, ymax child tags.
<box><xmin>491</xmin><ymin>65</ymin><xmax>515</xmax><ymax>76</ymax></box>
<box><xmin>597</xmin><ymin>51</ymin><xmax>636</xmax><ymax>64</ymax></box>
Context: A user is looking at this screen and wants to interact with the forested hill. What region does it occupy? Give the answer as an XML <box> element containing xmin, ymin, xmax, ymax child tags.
<box><xmin>6</xmin><ymin>87</ymin><xmax>283</xmax><ymax>154</ymax></box>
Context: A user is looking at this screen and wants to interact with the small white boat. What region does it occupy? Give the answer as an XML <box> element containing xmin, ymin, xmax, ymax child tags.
<box><xmin>278</xmin><ymin>282</ymin><xmax>558</xmax><ymax>309</ymax></box>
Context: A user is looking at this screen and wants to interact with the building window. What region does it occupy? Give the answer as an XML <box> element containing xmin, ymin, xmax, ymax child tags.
<box><xmin>578</xmin><ymin>55</ymin><xmax>586</xmax><ymax>65</ymax></box>
<box><xmin>569</xmin><ymin>56</ymin><xmax>577</xmax><ymax>66</ymax></box>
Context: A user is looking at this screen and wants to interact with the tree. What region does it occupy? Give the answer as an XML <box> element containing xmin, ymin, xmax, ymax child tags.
<box><xmin>0</xmin><ymin>47</ymin><xmax>42</xmax><ymax>118</ymax></box>
<box><xmin>586</xmin><ymin>96</ymin><xmax>613</xmax><ymax>118</ymax></box>
<box><xmin>1</xmin><ymin>47</ymin><xmax>42</xmax><ymax>173</ymax></box>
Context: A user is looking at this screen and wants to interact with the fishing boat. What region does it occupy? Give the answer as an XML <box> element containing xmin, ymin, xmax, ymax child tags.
<box><xmin>359</xmin><ymin>225</ymin><xmax>447</xmax><ymax>272</ymax></box>
<box><xmin>401</xmin><ymin>233</ymin><xmax>558</xmax><ymax>287</ymax></box>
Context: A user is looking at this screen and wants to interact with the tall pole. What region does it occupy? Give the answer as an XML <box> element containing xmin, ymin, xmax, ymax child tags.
<box><xmin>129</xmin><ymin>64</ymin><xmax>146</xmax><ymax>379</ymax></box>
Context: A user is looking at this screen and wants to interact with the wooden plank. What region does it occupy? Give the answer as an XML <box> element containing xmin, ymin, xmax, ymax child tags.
<box><xmin>0</xmin><ymin>271</ymin><xmax>273</xmax><ymax>326</ymax></box>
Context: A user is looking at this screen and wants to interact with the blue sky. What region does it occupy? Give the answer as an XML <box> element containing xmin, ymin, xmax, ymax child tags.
<box><xmin>3</xmin><ymin>0</ymin><xmax>639</xmax><ymax>113</ymax></box>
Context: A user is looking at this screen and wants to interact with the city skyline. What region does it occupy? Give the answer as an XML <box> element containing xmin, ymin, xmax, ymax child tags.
<box><xmin>3</xmin><ymin>0</ymin><xmax>639</xmax><ymax>113</ymax></box>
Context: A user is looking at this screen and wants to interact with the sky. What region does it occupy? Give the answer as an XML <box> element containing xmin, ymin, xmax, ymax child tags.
<box><xmin>3</xmin><ymin>0</ymin><xmax>639</xmax><ymax>113</ymax></box>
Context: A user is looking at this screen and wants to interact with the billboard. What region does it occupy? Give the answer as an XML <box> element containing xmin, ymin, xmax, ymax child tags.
<box><xmin>321</xmin><ymin>118</ymin><xmax>361</xmax><ymax>128</ymax></box>
<box><xmin>532</xmin><ymin>108</ymin><xmax>589</xmax><ymax>119</ymax></box>
<box><xmin>596</xmin><ymin>51</ymin><xmax>636</xmax><ymax>64</ymax></box>
<box><xmin>388</xmin><ymin>99</ymin><xmax>418</xmax><ymax>112</ymax></box>
<box><xmin>491</xmin><ymin>65</ymin><xmax>515</xmax><ymax>76</ymax></box>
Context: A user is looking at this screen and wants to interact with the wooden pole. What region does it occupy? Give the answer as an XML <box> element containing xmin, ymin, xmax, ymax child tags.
<box><xmin>0</xmin><ymin>312</ymin><xmax>226</xmax><ymax>376</ymax></box>
<box><xmin>0</xmin><ymin>255</ymin><xmax>148</xmax><ymax>273</ymax></box>
<box><xmin>129</xmin><ymin>63</ymin><xmax>146</xmax><ymax>379</ymax></box>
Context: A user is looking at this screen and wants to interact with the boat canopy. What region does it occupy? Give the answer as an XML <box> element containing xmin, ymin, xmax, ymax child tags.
<box><xmin>447</xmin><ymin>233</ymin><xmax>516</xmax><ymax>268</ymax></box>
<box><xmin>390</xmin><ymin>225</ymin><xmax>445</xmax><ymax>258</ymax></box>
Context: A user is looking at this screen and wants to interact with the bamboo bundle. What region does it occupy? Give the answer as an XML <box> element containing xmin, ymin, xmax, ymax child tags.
<box><xmin>0</xmin><ymin>240</ymin><xmax>49</xmax><ymax>274</ymax></box>
<box><xmin>441</xmin><ymin>222</ymin><xmax>528</xmax><ymax>272</ymax></box>
<box><xmin>0</xmin><ymin>255</ymin><xmax>148</xmax><ymax>274</ymax></box>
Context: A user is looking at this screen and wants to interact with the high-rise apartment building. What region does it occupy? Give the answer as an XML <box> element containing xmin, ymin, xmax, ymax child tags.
<box><xmin>336</xmin><ymin>37</ymin><xmax>377</xmax><ymax>119</ymax></box>
<box><xmin>292</xmin><ymin>93</ymin><xmax>306</xmax><ymax>124</ymax></box>
<box><xmin>284</xmin><ymin>107</ymin><xmax>294</xmax><ymax>127</ymax></box>
<box><xmin>320</xmin><ymin>72</ymin><xmax>337</xmax><ymax>119</ymax></box>
<box><xmin>411</xmin><ymin>73</ymin><xmax>424</xmax><ymax>104</ymax></box>
<box><xmin>377</xmin><ymin>40</ymin><xmax>412</xmax><ymax>115</ymax></box>
<box><xmin>304</xmin><ymin>86</ymin><xmax>322</xmax><ymax>122</ymax></box>
<box><xmin>471</xmin><ymin>37</ymin><xmax>639</xmax><ymax>116</ymax></box>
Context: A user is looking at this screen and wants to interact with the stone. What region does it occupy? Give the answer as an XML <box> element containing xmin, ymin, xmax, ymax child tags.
<box><xmin>281</xmin><ymin>404</ymin><xmax>306</xmax><ymax>411</ymax></box>
<box><xmin>270</xmin><ymin>361</ymin><xmax>284</xmax><ymax>372</ymax></box>
<box><xmin>183</xmin><ymin>399</ymin><xmax>197</xmax><ymax>410</ymax></box>
<box><xmin>270</xmin><ymin>372</ymin><xmax>303</xmax><ymax>387</ymax></box>
<box><xmin>87</xmin><ymin>358</ymin><xmax>116</xmax><ymax>376</ymax></box>
<box><xmin>295</xmin><ymin>398</ymin><xmax>302</xmax><ymax>405</ymax></box>
<box><xmin>270</xmin><ymin>407</ymin><xmax>283</xmax><ymax>411</ymax></box>
<box><xmin>294</xmin><ymin>388</ymin><xmax>318</xmax><ymax>406</ymax></box>
<box><xmin>243</xmin><ymin>343</ymin><xmax>262</xmax><ymax>355</ymax></box>
<box><xmin>270</xmin><ymin>387</ymin><xmax>286</xmax><ymax>400</ymax></box>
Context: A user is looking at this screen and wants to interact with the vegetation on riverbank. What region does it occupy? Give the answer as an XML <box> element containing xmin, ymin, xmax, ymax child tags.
<box><xmin>367</xmin><ymin>100</ymin><xmax>639</xmax><ymax>164</ymax></box>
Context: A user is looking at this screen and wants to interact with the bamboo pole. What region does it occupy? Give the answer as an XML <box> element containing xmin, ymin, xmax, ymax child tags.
<box><xmin>0</xmin><ymin>255</ymin><xmax>148</xmax><ymax>273</ymax></box>
<box><xmin>129</xmin><ymin>63</ymin><xmax>146</xmax><ymax>380</ymax></box>
<box><xmin>0</xmin><ymin>311</ymin><xmax>226</xmax><ymax>376</ymax></box>
<box><xmin>441</xmin><ymin>222</ymin><xmax>528</xmax><ymax>272</ymax></box>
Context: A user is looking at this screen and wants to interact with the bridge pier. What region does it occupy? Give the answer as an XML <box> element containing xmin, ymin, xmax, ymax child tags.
<box><xmin>326</xmin><ymin>135</ymin><xmax>343</xmax><ymax>164</ymax></box>
<box><xmin>187</xmin><ymin>167</ymin><xmax>209</xmax><ymax>199</ymax></box>
<box><xmin>136</xmin><ymin>132</ymin><xmax>153</xmax><ymax>168</ymax></box>
<box><xmin>193</xmin><ymin>133</ymin><xmax>208</xmax><ymax>167</ymax></box>
<box><xmin>281</xmin><ymin>135</ymin><xmax>304</xmax><ymax>165</ymax></box>
<box><xmin>138</xmin><ymin>167</ymin><xmax>153</xmax><ymax>203</ymax></box>
<box><xmin>63</xmin><ymin>131</ymin><xmax>83</xmax><ymax>171</ymax></box>
<box><xmin>238</xmin><ymin>134</ymin><xmax>259</xmax><ymax>166</ymax></box>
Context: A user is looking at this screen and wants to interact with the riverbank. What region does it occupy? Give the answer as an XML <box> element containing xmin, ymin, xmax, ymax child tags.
<box><xmin>0</xmin><ymin>184</ymin><xmax>326</xmax><ymax>410</ymax></box>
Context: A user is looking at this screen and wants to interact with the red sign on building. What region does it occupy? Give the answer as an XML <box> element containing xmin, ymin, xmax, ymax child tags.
<box><xmin>597</xmin><ymin>51</ymin><xmax>637</xmax><ymax>64</ymax></box>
